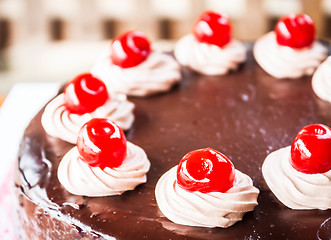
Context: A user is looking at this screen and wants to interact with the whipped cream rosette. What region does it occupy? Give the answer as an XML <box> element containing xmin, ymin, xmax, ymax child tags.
<box><xmin>58</xmin><ymin>118</ymin><xmax>150</xmax><ymax>196</ymax></box>
<box><xmin>174</xmin><ymin>11</ymin><xmax>246</xmax><ymax>75</ymax></box>
<box><xmin>262</xmin><ymin>124</ymin><xmax>331</xmax><ymax>210</ymax></box>
<box><xmin>91</xmin><ymin>31</ymin><xmax>180</xmax><ymax>97</ymax></box>
<box><xmin>42</xmin><ymin>73</ymin><xmax>134</xmax><ymax>144</ymax></box>
<box><xmin>155</xmin><ymin>148</ymin><xmax>259</xmax><ymax>228</ymax></box>
<box><xmin>254</xmin><ymin>14</ymin><xmax>327</xmax><ymax>79</ymax></box>
<box><xmin>312</xmin><ymin>56</ymin><xmax>331</xmax><ymax>103</ymax></box>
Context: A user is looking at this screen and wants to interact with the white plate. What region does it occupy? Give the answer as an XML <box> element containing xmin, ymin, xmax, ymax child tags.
<box><xmin>0</xmin><ymin>82</ymin><xmax>60</xmax><ymax>185</ymax></box>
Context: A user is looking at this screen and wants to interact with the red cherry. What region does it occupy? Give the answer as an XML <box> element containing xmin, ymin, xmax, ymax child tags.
<box><xmin>110</xmin><ymin>31</ymin><xmax>151</xmax><ymax>68</ymax></box>
<box><xmin>275</xmin><ymin>14</ymin><xmax>315</xmax><ymax>49</ymax></box>
<box><xmin>64</xmin><ymin>73</ymin><xmax>109</xmax><ymax>115</ymax></box>
<box><xmin>290</xmin><ymin>124</ymin><xmax>331</xmax><ymax>174</ymax></box>
<box><xmin>77</xmin><ymin>118</ymin><xmax>127</xmax><ymax>169</ymax></box>
<box><xmin>193</xmin><ymin>11</ymin><xmax>231</xmax><ymax>48</ymax></box>
<box><xmin>176</xmin><ymin>148</ymin><xmax>235</xmax><ymax>193</ymax></box>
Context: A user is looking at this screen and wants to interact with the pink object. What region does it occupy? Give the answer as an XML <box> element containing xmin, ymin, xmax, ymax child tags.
<box><xmin>0</xmin><ymin>168</ymin><xmax>14</xmax><ymax>240</ymax></box>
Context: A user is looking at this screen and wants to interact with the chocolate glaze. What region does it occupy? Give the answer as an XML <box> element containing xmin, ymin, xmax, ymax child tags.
<box><xmin>16</xmin><ymin>46</ymin><xmax>331</xmax><ymax>239</ymax></box>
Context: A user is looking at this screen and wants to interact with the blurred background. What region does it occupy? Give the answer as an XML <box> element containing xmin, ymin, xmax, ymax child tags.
<box><xmin>0</xmin><ymin>0</ymin><xmax>330</xmax><ymax>98</ymax></box>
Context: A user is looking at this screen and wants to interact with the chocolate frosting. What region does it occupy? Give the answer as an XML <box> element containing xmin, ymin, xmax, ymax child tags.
<box><xmin>17</xmin><ymin>46</ymin><xmax>331</xmax><ymax>239</ymax></box>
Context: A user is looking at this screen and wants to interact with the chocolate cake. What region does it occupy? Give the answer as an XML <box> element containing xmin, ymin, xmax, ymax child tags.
<box><xmin>14</xmin><ymin>44</ymin><xmax>331</xmax><ymax>239</ymax></box>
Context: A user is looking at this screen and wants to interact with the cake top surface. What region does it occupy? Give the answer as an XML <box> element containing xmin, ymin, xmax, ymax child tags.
<box><xmin>18</xmin><ymin>45</ymin><xmax>331</xmax><ymax>240</ymax></box>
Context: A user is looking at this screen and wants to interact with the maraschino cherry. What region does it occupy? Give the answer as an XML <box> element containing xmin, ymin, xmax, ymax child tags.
<box><xmin>110</xmin><ymin>31</ymin><xmax>151</xmax><ymax>68</ymax></box>
<box><xmin>176</xmin><ymin>148</ymin><xmax>235</xmax><ymax>193</ymax></box>
<box><xmin>193</xmin><ymin>11</ymin><xmax>231</xmax><ymax>48</ymax></box>
<box><xmin>77</xmin><ymin>118</ymin><xmax>127</xmax><ymax>169</ymax></box>
<box><xmin>290</xmin><ymin>124</ymin><xmax>331</xmax><ymax>174</ymax></box>
<box><xmin>275</xmin><ymin>13</ymin><xmax>315</xmax><ymax>49</ymax></box>
<box><xmin>64</xmin><ymin>73</ymin><xmax>109</xmax><ymax>115</ymax></box>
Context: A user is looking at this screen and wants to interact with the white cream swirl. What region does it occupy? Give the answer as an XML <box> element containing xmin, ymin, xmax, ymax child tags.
<box><xmin>155</xmin><ymin>166</ymin><xmax>259</xmax><ymax>228</ymax></box>
<box><xmin>58</xmin><ymin>142</ymin><xmax>150</xmax><ymax>196</ymax></box>
<box><xmin>262</xmin><ymin>146</ymin><xmax>331</xmax><ymax>210</ymax></box>
<box><xmin>174</xmin><ymin>34</ymin><xmax>246</xmax><ymax>76</ymax></box>
<box><xmin>253</xmin><ymin>31</ymin><xmax>327</xmax><ymax>79</ymax></box>
<box><xmin>90</xmin><ymin>51</ymin><xmax>181</xmax><ymax>97</ymax></box>
<box><xmin>41</xmin><ymin>93</ymin><xmax>134</xmax><ymax>144</ymax></box>
<box><xmin>312</xmin><ymin>56</ymin><xmax>331</xmax><ymax>103</ymax></box>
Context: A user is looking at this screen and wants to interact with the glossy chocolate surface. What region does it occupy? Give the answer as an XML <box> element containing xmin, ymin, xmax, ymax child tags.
<box><xmin>17</xmin><ymin>47</ymin><xmax>331</xmax><ymax>239</ymax></box>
